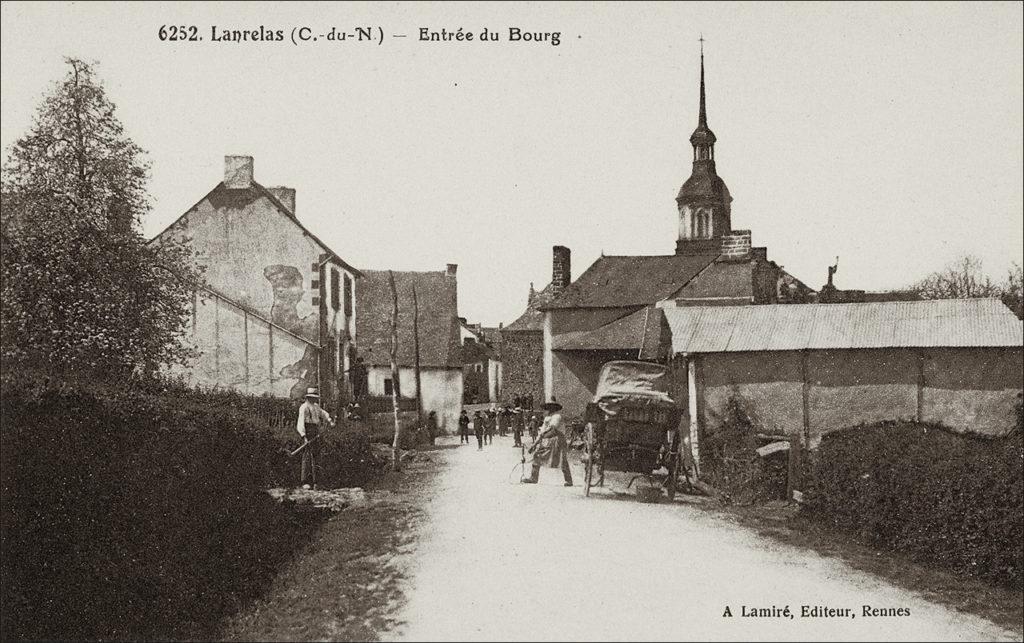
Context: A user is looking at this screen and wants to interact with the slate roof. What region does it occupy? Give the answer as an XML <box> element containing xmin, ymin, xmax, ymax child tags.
<box><xmin>356</xmin><ymin>270</ymin><xmax>462</xmax><ymax>368</ymax></box>
<box><xmin>677</xmin><ymin>161</ymin><xmax>732</xmax><ymax>203</ymax></box>
<box><xmin>539</xmin><ymin>254</ymin><xmax>719</xmax><ymax>309</ymax></box>
<box><xmin>663</xmin><ymin>298</ymin><xmax>1024</xmax><ymax>354</ymax></box>
<box><xmin>504</xmin><ymin>283</ymin><xmax>557</xmax><ymax>331</ymax></box>
<box><xmin>551</xmin><ymin>306</ymin><xmax>668</xmax><ymax>360</ymax></box>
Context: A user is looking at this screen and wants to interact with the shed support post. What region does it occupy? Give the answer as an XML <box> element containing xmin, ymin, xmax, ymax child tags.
<box><xmin>687</xmin><ymin>355</ymin><xmax>701</xmax><ymax>478</ymax></box>
<box><xmin>916</xmin><ymin>349</ymin><xmax>925</xmax><ymax>423</ymax></box>
<box><xmin>800</xmin><ymin>350</ymin><xmax>811</xmax><ymax>449</ymax></box>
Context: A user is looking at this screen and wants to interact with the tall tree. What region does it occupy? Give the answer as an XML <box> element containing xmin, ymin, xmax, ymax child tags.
<box><xmin>1</xmin><ymin>58</ymin><xmax>202</xmax><ymax>376</ymax></box>
<box><xmin>1002</xmin><ymin>262</ymin><xmax>1023</xmax><ymax>319</ymax></box>
<box><xmin>909</xmin><ymin>255</ymin><xmax>1001</xmax><ymax>300</ymax></box>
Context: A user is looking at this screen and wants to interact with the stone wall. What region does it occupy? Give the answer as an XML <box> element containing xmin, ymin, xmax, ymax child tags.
<box><xmin>501</xmin><ymin>331</ymin><xmax>544</xmax><ymax>405</ymax></box>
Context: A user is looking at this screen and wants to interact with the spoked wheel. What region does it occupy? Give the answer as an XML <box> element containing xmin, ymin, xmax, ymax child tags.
<box><xmin>583</xmin><ymin>423</ymin><xmax>596</xmax><ymax>497</ymax></box>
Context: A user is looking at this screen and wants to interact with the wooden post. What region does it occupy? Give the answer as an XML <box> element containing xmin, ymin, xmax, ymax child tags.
<box><xmin>412</xmin><ymin>284</ymin><xmax>424</xmax><ymax>438</ymax></box>
<box><xmin>801</xmin><ymin>350</ymin><xmax>811</xmax><ymax>449</ymax></box>
<box><xmin>686</xmin><ymin>355</ymin><xmax>701</xmax><ymax>478</ymax></box>
<box><xmin>916</xmin><ymin>349</ymin><xmax>925</xmax><ymax>423</ymax></box>
<box><xmin>388</xmin><ymin>271</ymin><xmax>402</xmax><ymax>472</ymax></box>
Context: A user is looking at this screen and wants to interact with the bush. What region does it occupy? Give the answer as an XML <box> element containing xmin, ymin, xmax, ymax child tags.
<box><xmin>803</xmin><ymin>420</ymin><xmax>1023</xmax><ymax>588</ymax></box>
<box><xmin>0</xmin><ymin>371</ymin><xmax>378</xmax><ymax>639</ymax></box>
<box><xmin>702</xmin><ymin>391</ymin><xmax>788</xmax><ymax>503</ymax></box>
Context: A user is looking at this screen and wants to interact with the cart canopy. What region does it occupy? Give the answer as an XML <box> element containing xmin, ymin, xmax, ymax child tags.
<box><xmin>594</xmin><ymin>360</ymin><xmax>676</xmax><ymax>415</ymax></box>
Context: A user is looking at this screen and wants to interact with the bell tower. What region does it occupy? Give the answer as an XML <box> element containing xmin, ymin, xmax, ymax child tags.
<box><xmin>676</xmin><ymin>39</ymin><xmax>733</xmax><ymax>255</ymax></box>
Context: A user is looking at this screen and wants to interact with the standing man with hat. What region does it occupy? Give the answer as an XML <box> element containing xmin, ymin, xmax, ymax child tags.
<box><xmin>522</xmin><ymin>401</ymin><xmax>573</xmax><ymax>486</ymax></box>
<box><xmin>511</xmin><ymin>406</ymin><xmax>524</xmax><ymax>447</ymax></box>
<box><xmin>296</xmin><ymin>387</ymin><xmax>335</xmax><ymax>489</ymax></box>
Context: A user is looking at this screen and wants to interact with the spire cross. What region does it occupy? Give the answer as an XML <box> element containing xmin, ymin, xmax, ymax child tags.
<box><xmin>699</xmin><ymin>34</ymin><xmax>705</xmax><ymax>55</ymax></box>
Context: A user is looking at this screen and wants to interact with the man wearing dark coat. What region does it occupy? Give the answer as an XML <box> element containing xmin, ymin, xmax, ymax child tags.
<box><xmin>473</xmin><ymin>410</ymin><xmax>485</xmax><ymax>450</ymax></box>
<box><xmin>458</xmin><ymin>410</ymin><xmax>471</xmax><ymax>444</ymax></box>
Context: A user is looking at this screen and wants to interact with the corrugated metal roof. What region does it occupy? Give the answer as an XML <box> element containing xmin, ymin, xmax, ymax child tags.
<box><xmin>664</xmin><ymin>298</ymin><xmax>1023</xmax><ymax>354</ymax></box>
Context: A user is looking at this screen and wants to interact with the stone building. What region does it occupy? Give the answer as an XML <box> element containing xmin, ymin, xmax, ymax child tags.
<box><xmin>152</xmin><ymin>156</ymin><xmax>360</xmax><ymax>405</ymax></box>
<box><xmin>512</xmin><ymin>52</ymin><xmax>812</xmax><ymax>417</ymax></box>
<box><xmin>500</xmin><ymin>250</ymin><xmax>564</xmax><ymax>407</ymax></box>
<box><xmin>355</xmin><ymin>266</ymin><xmax>464</xmax><ymax>432</ymax></box>
<box><xmin>460</xmin><ymin>320</ymin><xmax>502</xmax><ymax>404</ymax></box>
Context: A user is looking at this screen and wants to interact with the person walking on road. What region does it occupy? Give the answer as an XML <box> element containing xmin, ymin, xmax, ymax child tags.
<box><xmin>511</xmin><ymin>406</ymin><xmax>524</xmax><ymax>447</ymax></box>
<box><xmin>497</xmin><ymin>406</ymin><xmax>509</xmax><ymax>437</ymax></box>
<box><xmin>522</xmin><ymin>401</ymin><xmax>573</xmax><ymax>486</ymax></box>
<box><xmin>484</xmin><ymin>409</ymin><xmax>496</xmax><ymax>445</ymax></box>
<box><xmin>458</xmin><ymin>410</ymin><xmax>471</xmax><ymax>444</ymax></box>
<box><xmin>296</xmin><ymin>387</ymin><xmax>335</xmax><ymax>489</ymax></box>
<box><xmin>473</xmin><ymin>410</ymin><xmax>485</xmax><ymax>450</ymax></box>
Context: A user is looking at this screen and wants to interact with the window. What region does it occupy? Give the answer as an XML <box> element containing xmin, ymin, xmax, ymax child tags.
<box><xmin>343</xmin><ymin>274</ymin><xmax>353</xmax><ymax>317</ymax></box>
<box><xmin>330</xmin><ymin>268</ymin><xmax>340</xmax><ymax>311</ymax></box>
<box><xmin>694</xmin><ymin>208</ymin><xmax>712</xmax><ymax>238</ymax></box>
<box><xmin>384</xmin><ymin>378</ymin><xmax>394</xmax><ymax>396</ymax></box>
<box><xmin>474</xmin><ymin>363</ymin><xmax>484</xmax><ymax>373</ymax></box>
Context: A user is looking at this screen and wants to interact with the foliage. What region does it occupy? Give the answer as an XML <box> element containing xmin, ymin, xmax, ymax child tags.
<box><xmin>803</xmin><ymin>421</ymin><xmax>1023</xmax><ymax>588</ymax></box>
<box><xmin>0</xmin><ymin>58</ymin><xmax>203</xmax><ymax>376</ymax></box>
<box><xmin>0</xmin><ymin>371</ymin><xmax>379</xmax><ymax>639</ymax></box>
<box><xmin>1002</xmin><ymin>262</ymin><xmax>1023</xmax><ymax>320</ymax></box>
<box><xmin>702</xmin><ymin>390</ymin><xmax>788</xmax><ymax>503</ymax></box>
<box><xmin>909</xmin><ymin>255</ymin><xmax>1023</xmax><ymax>319</ymax></box>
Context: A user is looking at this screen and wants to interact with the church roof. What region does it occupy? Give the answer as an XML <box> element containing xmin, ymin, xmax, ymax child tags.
<box><xmin>540</xmin><ymin>253</ymin><xmax>719</xmax><ymax>309</ymax></box>
<box><xmin>677</xmin><ymin>161</ymin><xmax>732</xmax><ymax>203</ymax></box>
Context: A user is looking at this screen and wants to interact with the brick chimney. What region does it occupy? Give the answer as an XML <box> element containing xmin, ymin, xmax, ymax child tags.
<box><xmin>552</xmin><ymin>245</ymin><xmax>571</xmax><ymax>294</ymax></box>
<box><xmin>224</xmin><ymin>155</ymin><xmax>253</xmax><ymax>189</ymax></box>
<box><xmin>719</xmin><ymin>230</ymin><xmax>752</xmax><ymax>260</ymax></box>
<box><xmin>446</xmin><ymin>263</ymin><xmax>458</xmax><ymax>277</ymax></box>
<box><xmin>267</xmin><ymin>186</ymin><xmax>296</xmax><ymax>216</ymax></box>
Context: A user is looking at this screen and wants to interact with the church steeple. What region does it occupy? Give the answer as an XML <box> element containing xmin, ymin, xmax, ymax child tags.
<box><xmin>676</xmin><ymin>38</ymin><xmax>733</xmax><ymax>256</ymax></box>
<box><xmin>689</xmin><ymin>38</ymin><xmax>717</xmax><ymax>162</ymax></box>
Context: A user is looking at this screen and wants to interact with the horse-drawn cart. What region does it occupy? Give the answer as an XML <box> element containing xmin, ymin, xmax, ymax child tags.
<box><xmin>582</xmin><ymin>361</ymin><xmax>687</xmax><ymax>500</ymax></box>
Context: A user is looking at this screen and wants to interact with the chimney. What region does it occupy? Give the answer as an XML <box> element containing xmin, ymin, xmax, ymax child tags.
<box><xmin>446</xmin><ymin>263</ymin><xmax>458</xmax><ymax>277</ymax></box>
<box><xmin>552</xmin><ymin>245</ymin><xmax>571</xmax><ymax>294</ymax></box>
<box><xmin>719</xmin><ymin>230</ymin><xmax>752</xmax><ymax>260</ymax></box>
<box><xmin>267</xmin><ymin>186</ymin><xmax>296</xmax><ymax>216</ymax></box>
<box><xmin>224</xmin><ymin>155</ymin><xmax>254</xmax><ymax>189</ymax></box>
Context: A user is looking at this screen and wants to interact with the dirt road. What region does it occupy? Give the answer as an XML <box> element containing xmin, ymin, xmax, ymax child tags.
<box><xmin>389</xmin><ymin>435</ymin><xmax>1019</xmax><ymax>642</ymax></box>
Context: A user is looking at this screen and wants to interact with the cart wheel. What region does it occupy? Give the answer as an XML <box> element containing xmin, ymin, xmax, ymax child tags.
<box><xmin>584</xmin><ymin>423</ymin><xmax>595</xmax><ymax>497</ymax></box>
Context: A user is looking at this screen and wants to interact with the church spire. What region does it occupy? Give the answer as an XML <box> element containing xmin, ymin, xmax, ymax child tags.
<box><xmin>676</xmin><ymin>37</ymin><xmax>732</xmax><ymax>256</ymax></box>
<box><xmin>689</xmin><ymin>35</ymin><xmax>716</xmax><ymax>160</ymax></box>
<box><xmin>698</xmin><ymin>35</ymin><xmax>707</xmax><ymax>128</ymax></box>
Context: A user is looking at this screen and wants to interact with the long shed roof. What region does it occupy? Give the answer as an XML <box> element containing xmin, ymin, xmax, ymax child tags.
<box><xmin>663</xmin><ymin>298</ymin><xmax>1023</xmax><ymax>354</ymax></box>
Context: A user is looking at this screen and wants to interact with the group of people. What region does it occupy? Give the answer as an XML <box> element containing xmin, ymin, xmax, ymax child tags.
<box><xmin>458</xmin><ymin>404</ymin><xmax>544</xmax><ymax>450</ymax></box>
<box><xmin>294</xmin><ymin>383</ymin><xmax>573</xmax><ymax>490</ymax></box>
<box><xmin>455</xmin><ymin>399</ymin><xmax>573</xmax><ymax>486</ymax></box>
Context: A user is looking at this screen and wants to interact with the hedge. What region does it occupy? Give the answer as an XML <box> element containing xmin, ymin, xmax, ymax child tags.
<box><xmin>0</xmin><ymin>371</ymin><xmax>379</xmax><ymax>640</ymax></box>
<box><xmin>803</xmin><ymin>418</ymin><xmax>1023</xmax><ymax>588</ymax></box>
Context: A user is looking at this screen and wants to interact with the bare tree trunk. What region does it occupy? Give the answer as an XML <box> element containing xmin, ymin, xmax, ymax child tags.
<box><xmin>388</xmin><ymin>271</ymin><xmax>402</xmax><ymax>472</ymax></box>
<box><xmin>412</xmin><ymin>284</ymin><xmax>426</xmax><ymax>443</ymax></box>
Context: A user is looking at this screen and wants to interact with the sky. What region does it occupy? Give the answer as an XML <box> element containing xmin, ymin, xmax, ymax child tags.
<box><xmin>2</xmin><ymin>1</ymin><xmax>1022</xmax><ymax>326</ymax></box>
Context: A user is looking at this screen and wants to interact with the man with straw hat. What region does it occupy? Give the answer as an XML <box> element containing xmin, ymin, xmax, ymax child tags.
<box><xmin>522</xmin><ymin>400</ymin><xmax>573</xmax><ymax>486</ymax></box>
<box><xmin>296</xmin><ymin>387</ymin><xmax>335</xmax><ymax>489</ymax></box>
